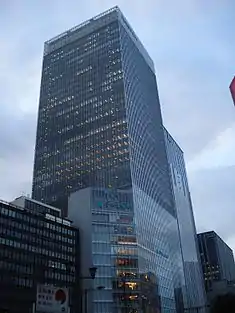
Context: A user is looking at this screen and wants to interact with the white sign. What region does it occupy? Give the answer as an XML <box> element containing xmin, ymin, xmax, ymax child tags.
<box><xmin>36</xmin><ymin>284</ymin><xmax>69</xmax><ymax>313</ymax></box>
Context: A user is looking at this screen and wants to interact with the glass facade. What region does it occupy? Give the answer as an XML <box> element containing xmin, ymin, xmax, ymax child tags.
<box><xmin>92</xmin><ymin>188</ymin><xmax>137</xmax><ymax>313</ymax></box>
<box><xmin>33</xmin><ymin>6</ymin><xmax>191</xmax><ymax>313</ymax></box>
<box><xmin>118</xmin><ymin>16</ymin><xmax>185</xmax><ymax>313</ymax></box>
<box><xmin>32</xmin><ymin>8</ymin><xmax>131</xmax><ymax>213</ymax></box>
<box><xmin>69</xmin><ymin>188</ymin><xmax>163</xmax><ymax>313</ymax></box>
<box><xmin>69</xmin><ymin>186</ymin><xmax>186</xmax><ymax>313</ymax></box>
<box><xmin>0</xmin><ymin>200</ymin><xmax>79</xmax><ymax>313</ymax></box>
<box><xmin>164</xmin><ymin>128</ymin><xmax>207</xmax><ymax>312</ymax></box>
<box><xmin>198</xmin><ymin>231</ymin><xmax>235</xmax><ymax>292</ymax></box>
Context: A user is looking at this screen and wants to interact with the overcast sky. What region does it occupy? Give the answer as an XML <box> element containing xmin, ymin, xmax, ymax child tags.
<box><xmin>1</xmin><ymin>0</ymin><xmax>235</xmax><ymax>250</ymax></box>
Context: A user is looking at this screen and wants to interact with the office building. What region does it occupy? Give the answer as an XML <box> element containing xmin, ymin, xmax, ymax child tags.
<box><xmin>164</xmin><ymin>128</ymin><xmax>207</xmax><ymax>312</ymax></box>
<box><xmin>0</xmin><ymin>197</ymin><xmax>79</xmax><ymax>313</ymax></box>
<box><xmin>197</xmin><ymin>231</ymin><xmax>235</xmax><ymax>293</ymax></box>
<box><xmin>32</xmin><ymin>6</ymin><xmax>195</xmax><ymax>313</ymax></box>
<box><xmin>32</xmin><ymin>6</ymin><xmax>173</xmax><ymax>217</ymax></box>
<box><xmin>230</xmin><ymin>76</ymin><xmax>235</xmax><ymax>105</ymax></box>
<box><xmin>68</xmin><ymin>187</ymin><xmax>182</xmax><ymax>313</ymax></box>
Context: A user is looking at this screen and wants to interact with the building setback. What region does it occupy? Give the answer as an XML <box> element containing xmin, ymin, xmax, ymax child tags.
<box><xmin>164</xmin><ymin>128</ymin><xmax>207</xmax><ymax>312</ymax></box>
<box><xmin>197</xmin><ymin>231</ymin><xmax>235</xmax><ymax>292</ymax></box>
<box><xmin>0</xmin><ymin>197</ymin><xmax>79</xmax><ymax>313</ymax></box>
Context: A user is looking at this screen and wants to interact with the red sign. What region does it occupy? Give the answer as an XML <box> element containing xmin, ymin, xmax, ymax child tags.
<box><xmin>229</xmin><ymin>76</ymin><xmax>235</xmax><ymax>105</ymax></box>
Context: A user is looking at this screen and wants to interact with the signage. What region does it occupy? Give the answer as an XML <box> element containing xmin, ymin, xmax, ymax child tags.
<box><xmin>36</xmin><ymin>285</ymin><xmax>69</xmax><ymax>313</ymax></box>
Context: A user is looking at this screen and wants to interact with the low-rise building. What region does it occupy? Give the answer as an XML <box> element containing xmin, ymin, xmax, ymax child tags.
<box><xmin>68</xmin><ymin>187</ymin><xmax>161</xmax><ymax>313</ymax></box>
<box><xmin>0</xmin><ymin>197</ymin><xmax>79</xmax><ymax>313</ymax></box>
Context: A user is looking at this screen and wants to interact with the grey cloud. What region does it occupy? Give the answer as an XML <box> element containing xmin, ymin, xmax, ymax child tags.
<box><xmin>188</xmin><ymin>165</ymin><xmax>235</xmax><ymax>249</ymax></box>
<box><xmin>0</xmin><ymin>49</ymin><xmax>39</xmax><ymax>161</ymax></box>
<box><xmin>155</xmin><ymin>24</ymin><xmax>234</xmax><ymax>159</ymax></box>
<box><xmin>0</xmin><ymin>41</ymin><xmax>39</xmax><ymax>201</ymax></box>
<box><xmin>0</xmin><ymin>109</ymin><xmax>35</xmax><ymax>201</ymax></box>
<box><xmin>0</xmin><ymin>156</ymin><xmax>33</xmax><ymax>201</ymax></box>
<box><xmin>0</xmin><ymin>111</ymin><xmax>36</xmax><ymax>160</ymax></box>
<box><xmin>159</xmin><ymin>63</ymin><xmax>235</xmax><ymax>159</ymax></box>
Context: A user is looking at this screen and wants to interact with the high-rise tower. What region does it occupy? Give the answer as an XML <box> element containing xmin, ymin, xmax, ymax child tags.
<box><xmin>32</xmin><ymin>7</ymin><xmax>189</xmax><ymax>312</ymax></box>
<box><xmin>32</xmin><ymin>7</ymin><xmax>172</xmax><ymax>216</ymax></box>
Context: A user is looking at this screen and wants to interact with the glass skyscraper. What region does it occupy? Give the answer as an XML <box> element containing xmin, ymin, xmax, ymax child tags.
<box><xmin>32</xmin><ymin>7</ymin><xmax>172</xmax><ymax>215</ymax></box>
<box><xmin>32</xmin><ymin>6</ymin><xmax>203</xmax><ymax>313</ymax></box>
<box><xmin>32</xmin><ymin>7</ymin><xmax>134</xmax><ymax>211</ymax></box>
<box><xmin>164</xmin><ymin>128</ymin><xmax>207</xmax><ymax>312</ymax></box>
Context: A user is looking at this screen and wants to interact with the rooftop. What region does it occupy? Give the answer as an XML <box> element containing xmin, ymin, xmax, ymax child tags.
<box><xmin>45</xmin><ymin>6</ymin><xmax>119</xmax><ymax>46</ymax></box>
<box><xmin>0</xmin><ymin>197</ymin><xmax>72</xmax><ymax>226</ymax></box>
<box><xmin>43</xmin><ymin>6</ymin><xmax>154</xmax><ymax>72</ymax></box>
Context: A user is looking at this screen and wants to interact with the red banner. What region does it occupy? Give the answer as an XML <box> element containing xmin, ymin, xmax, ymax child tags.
<box><xmin>230</xmin><ymin>76</ymin><xmax>235</xmax><ymax>105</ymax></box>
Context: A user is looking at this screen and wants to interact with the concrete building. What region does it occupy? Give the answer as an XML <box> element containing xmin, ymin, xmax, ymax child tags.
<box><xmin>0</xmin><ymin>197</ymin><xmax>79</xmax><ymax>313</ymax></box>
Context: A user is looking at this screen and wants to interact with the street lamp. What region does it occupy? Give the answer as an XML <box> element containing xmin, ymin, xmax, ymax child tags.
<box><xmin>80</xmin><ymin>266</ymin><xmax>97</xmax><ymax>280</ymax></box>
<box><xmin>89</xmin><ymin>266</ymin><xmax>97</xmax><ymax>280</ymax></box>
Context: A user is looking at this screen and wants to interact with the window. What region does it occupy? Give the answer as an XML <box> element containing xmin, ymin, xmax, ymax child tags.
<box><xmin>92</xmin><ymin>213</ymin><xmax>109</xmax><ymax>222</ymax></box>
<box><xmin>116</xmin><ymin>258</ymin><xmax>138</xmax><ymax>267</ymax></box>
